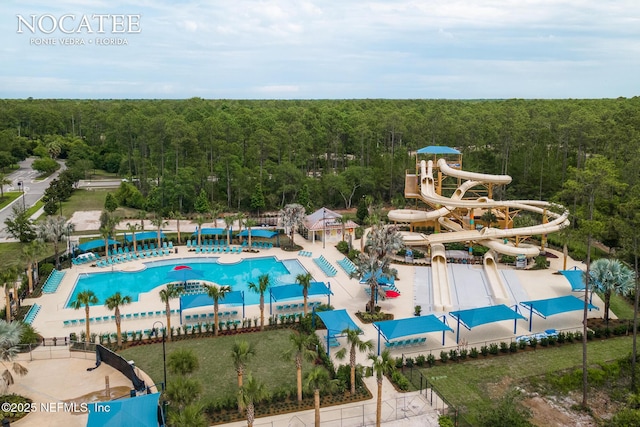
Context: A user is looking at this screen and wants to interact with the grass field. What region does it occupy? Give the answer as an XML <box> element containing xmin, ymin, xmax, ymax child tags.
<box><xmin>415</xmin><ymin>336</ymin><xmax>635</xmax><ymax>423</ymax></box>
<box><xmin>0</xmin><ymin>192</ymin><xmax>21</xmax><ymax>210</ymax></box>
<box><xmin>608</xmin><ymin>293</ymin><xmax>635</xmax><ymax>319</ymax></box>
<box><xmin>61</xmin><ymin>189</ymin><xmax>109</xmax><ymax>215</ymax></box>
<box><xmin>119</xmin><ymin>329</ymin><xmax>315</xmax><ymax>403</ymax></box>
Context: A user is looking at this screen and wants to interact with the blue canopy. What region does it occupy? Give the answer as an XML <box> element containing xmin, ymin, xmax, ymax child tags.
<box><xmin>373</xmin><ymin>315</ymin><xmax>453</xmax><ymax>354</ymax></box>
<box><xmin>192</xmin><ymin>228</ymin><xmax>226</xmax><ymax>236</ymax></box>
<box><xmin>238</xmin><ymin>229</ymin><xmax>279</xmax><ymax>238</ymax></box>
<box><xmin>87</xmin><ymin>392</ymin><xmax>160</xmax><ymax>427</ymax></box>
<box><xmin>166</xmin><ymin>268</ymin><xmax>204</xmax><ymax>282</ymax></box>
<box><xmin>78</xmin><ymin>238</ymin><xmax>119</xmax><ymax>252</ymax></box>
<box><xmin>361</xmin><ymin>271</ymin><xmax>395</xmax><ymax>285</ymax></box>
<box><xmin>179</xmin><ymin>290</ymin><xmax>245</xmax><ymax>322</ymax></box>
<box><xmin>416</xmin><ymin>146</ymin><xmax>461</xmax><ymax>155</ymax></box>
<box><xmin>269</xmin><ymin>282</ymin><xmax>332</xmax><ymax>314</ymax></box>
<box><xmin>560</xmin><ymin>268</ymin><xmax>586</xmax><ymax>291</ymax></box>
<box><xmin>124</xmin><ymin>231</ymin><xmax>164</xmax><ymax>242</ymax></box>
<box><xmin>449</xmin><ymin>304</ymin><xmax>526</xmax><ymax>343</ymax></box>
<box><xmin>520</xmin><ymin>295</ymin><xmax>598</xmax><ymax>331</ymax></box>
<box><xmin>314</xmin><ymin>309</ymin><xmax>360</xmax><ymax>356</ymax></box>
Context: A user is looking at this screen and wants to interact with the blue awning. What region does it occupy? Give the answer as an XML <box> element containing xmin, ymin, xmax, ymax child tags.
<box><xmin>238</xmin><ymin>229</ymin><xmax>279</xmax><ymax>238</ymax></box>
<box><xmin>78</xmin><ymin>238</ymin><xmax>119</xmax><ymax>252</ymax></box>
<box><xmin>560</xmin><ymin>268</ymin><xmax>586</xmax><ymax>291</ymax></box>
<box><xmin>270</xmin><ymin>282</ymin><xmax>332</xmax><ymax>301</ymax></box>
<box><xmin>520</xmin><ymin>295</ymin><xmax>598</xmax><ymax>331</ymax></box>
<box><xmin>449</xmin><ymin>304</ymin><xmax>526</xmax><ymax>343</ymax></box>
<box><xmin>416</xmin><ymin>146</ymin><xmax>461</xmax><ymax>155</ymax></box>
<box><xmin>192</xmin><ymin>227</ymin><xmax>226</xmax><ymax>236</ymax></box>
<box><xmin>315</xmin><ymin>309</ymin><xmax>359</xmax><ymax>336</ymax></box>
<box><xmin>87</xmin><ymin>392</ymin><xmax>160</xmax><ymax>427</ymax></box>
<box><xmin>361</xmin><ymin>270</ymin><xmax>395</xmax><ymax>285</ymax></box>
<box><xmin>373</xmin><ymin>315</ymin><xmax>452</xmax><ymax>354</ymax></box>
<box><xmin>180</xmin><ymin>290</ymin><xmax>244</xmax><ymax>311</ymax></box>
<box><xmin>124</xmin><ymin>231</ymin><xmax>165</xmax><ymax>242</ymax></box>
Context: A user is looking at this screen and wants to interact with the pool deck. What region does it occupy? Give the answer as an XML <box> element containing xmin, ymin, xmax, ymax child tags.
<box><xmin>18</xmin><ymin>231</ymin><xmax>605</xmax><ymax>427</ymax></box>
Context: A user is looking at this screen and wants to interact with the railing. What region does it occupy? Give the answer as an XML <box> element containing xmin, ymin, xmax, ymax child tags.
<box><xmin>404</xmin><ymin>366</ymin><xmax>459</xmax><ymax>425</ymax></box>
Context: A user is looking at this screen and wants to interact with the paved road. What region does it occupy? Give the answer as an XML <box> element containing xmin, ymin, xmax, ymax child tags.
<box><xmin>0</xmin><ymin>158</ymin><xmax>64</xmax><ymax>240</ymax></box>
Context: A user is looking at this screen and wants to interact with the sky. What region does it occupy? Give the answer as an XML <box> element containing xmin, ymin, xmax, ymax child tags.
<box><xmin>1</xmin><ymin>0</ymin><xmax>639</xmax><ymax>99</ymax></box>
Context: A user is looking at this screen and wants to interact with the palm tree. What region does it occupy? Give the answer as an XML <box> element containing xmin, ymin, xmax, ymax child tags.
<box><xmin>167</xmin><ymin>348</ymin><xmax>199</xmax><ymax>376</ymax></box>
<box><xmin>159</xmin><ymin>283</ymin><xmax>183</xmax><ymax>341</ymax></box>
<box><xmin>295</xmin><ymin>272</ymin><xmax>313</xmax><ymax>316</ymax></box>
<box><xmin>0</xmin><ymin>320</ymin><xmax>28</xmax><ymax>394</ymax></box>
<box><xmin>304</xmin><ymin>366</ymin><xmax>337</xmax><ymax>427</ymax></box>
<box><xmin>0</xmin><ymin>268</ymin><xmax>18</xmax><ymax>322</ymax></box>
<box><xmin>166</xmin><ymin>403</ymin><xmax>207</xmax><ymax>427</ymax></box>
<box><xmin>205</xmin><ymin>283</ymin><xmax>232</xmax><ymax>336</ymax></box>
<box><xmin>125</xmin><ymin>222</ymin><xmax>141</xmax><ymax>252</ymax></box>
<box><xmin>369</xmin><ymin>349</ymin><xmax>395</xmax><ymax>427</ymax></box>
<box><xmin>136</xmin><ymin>210</ymin><xmax>147</xmax><ymax>231</ymax></box>
<box><xmin>37</xmin><ymin>215</ymin><xmax>75</xmax><ymax>270</ymax></box>
<box><xmin>150</xmin><ymin>214</ymin><xmax>168</xmax><ymax>249</ymax></box>
<box><xmin>243</xmin><ymin>217</ymin><xmax>258</xmax><ymax>249</ymax></box>
<box><xmin>248</xmin><ymin>274</ymin><xmax>271</xmax><ymax>330</ymax></box>
<box><xmin>590</xmin><ymin>258</ymin><xmax>635</xmax><ymax>326</ymax></box>
<box><xmin>169</xmin><ymin>210</ymin><xmax>185</xmax><ymax>244</ymax></box>
<box><xmin>235</xmin><ymin>212</ymin><xmax>246</xmax><ymax>243</ymax></box>
<box><xmin>22</xmin><ymin>240</ymin><xmax>44</xmax><ymax>294</ymax></box>
<box><xmin>194</xmin><ymin>215</ymin><xmax>206</xmax><ymax>246</ymax></box>
<box><xmin>99</xmin><ymin>211</ymin><xmax>119</xmax><ymax>257</ymax></box>
<box><xmin>237</xmin><ymin>373</ymin><xmax>268</xmax><ymax>427</ymax></box>
<box><xmin>224</xmin><ymin>214</ymin><xmax>236</xmax><ymax>246</ymax></box>
<box><xmin>70</xmin><ymin>290</ymin><xmax>98</xmax><ymax>342</ymax></box>
<box><xmin>284</xmin><ymin>331</ymin><xmax>317</xmax><ymax>401</ymax></box>
<box><xmin>231</xmin><ymin>339</ymin><xmax>255</xmax><ymax>388</ymax></box>
<box><xmin>165</xmin><ymin>376</ymin><xmax>203</xmax><ymax>411</ymax></box>
<box><xmin>104</xmin><ymin>292</ymin><xmax>132</xmax><ymax>348</ymax></box>
<box><xmin>336</xmin><ymin>328</ymin><xmax>373</xmax><ymax>395</ymax></box>
<box><xmin>481</xmin><ymin>209</ymin><xmax>498</xmax><ymax>227</ymax></box>
<box><xmin>281</xmin><ymin>203</ymin><xmax>305</xmax><ymax>247</ymax></box>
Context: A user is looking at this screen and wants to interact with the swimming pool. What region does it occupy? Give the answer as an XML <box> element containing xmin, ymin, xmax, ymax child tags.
<box><xmin>66</xmin><ymin>256</ymin><xmax>309</xmax><ymax>308</ymax></box>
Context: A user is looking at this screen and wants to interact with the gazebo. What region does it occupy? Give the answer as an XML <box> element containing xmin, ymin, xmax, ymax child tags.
<box><xmin>303</xmin><ymin>207</ymin><xmax>359</xmax><ymax>245</ymax></box>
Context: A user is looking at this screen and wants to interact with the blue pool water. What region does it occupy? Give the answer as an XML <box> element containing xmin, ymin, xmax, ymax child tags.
<box><xmin>66</xmin><ymin>256</ymin><xmax>308</xmax><ymax>307</ymax></box>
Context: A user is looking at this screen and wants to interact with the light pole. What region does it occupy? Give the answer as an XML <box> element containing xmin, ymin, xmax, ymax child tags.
<box><xmin>17</xmin><ymin>181</ymin><xmax>25</xmax><ymax>211</ymax></box>
<box><xmin>151</xmin><ymin>321</ymin><xmax>167</xmax><ymax>392</ymax></box>
<box><xmin>322</xmin><ymin>208</ymin><xmax>326</xmax><ymax>249</ymax></box>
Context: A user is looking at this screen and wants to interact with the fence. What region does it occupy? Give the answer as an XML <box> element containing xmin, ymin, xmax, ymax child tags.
<box><xmin>403</xmin><ymin>366</ymin><xmax>458</xmax><ymax>425</ymax></box>
<box><xmin>16</xmin><ymin>339</ymin><xmax>96</xmax><ymax>361</ymax></box>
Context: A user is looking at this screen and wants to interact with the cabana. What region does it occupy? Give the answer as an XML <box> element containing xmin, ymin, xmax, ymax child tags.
<box><xmin>238</xmin><ymin>229</ymin><xmax>280</xmax><ymax>247</ymax></box>
<box><xmin>78</xmin><ymin>238</ymin><xmax>119</xmax><ymax>253</ymax></box>
<box><xmin>372</xmin><ymin>315</ymin><xmax>453</xmax><ymax>355</ymax></box>
<box><xmin>314</xmin><ymin>309</ymin><xmax>359</xmax><ymax>355</ymax></box>
<box><xmin>560</xmin><ymin>268</ymin><xmax>586</xmax><ymax>291</ymax></box>
<box><xmin>124</xmin><ymin>231</ymin><xmax>165</xmax><ymax>243</ymax></box>
<box><xmin>87</xmin><ymin>392</ymin><xmax>161</xmax><ymax>427</ymax></box>
<box><xmin>268</xmin><ymin>282</ymin><xmax>332</xmax><ymax>314</ymax></box>
<box><xmin>178</xmin><ymin>290</ymin><xmax>245</xmax><ymax>323</ymax></box>
<box><xmin>448</xmin><ymin>304</ymin><xmax>526</xmax><ymax>343</ymax></box>
<box><xmin>519</xmin><ymin>295</ymin><xmax>598</xmax><ymax>331</ymax></box>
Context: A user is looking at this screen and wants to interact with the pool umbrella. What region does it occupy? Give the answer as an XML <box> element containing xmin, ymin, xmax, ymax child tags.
<box><xmin>173</xmin><ymin>265</ymin><xmax>192</xmax><ymax>271</ymax></box>
<box><xmin>385</xmin><ymin>290</ymin><xmax>400</xmax><ymax>298</ymax></box>
<box><xmin>166</xmin><ymin>267</ymin><xmax>204</xmax><ymax>282</ymax></box>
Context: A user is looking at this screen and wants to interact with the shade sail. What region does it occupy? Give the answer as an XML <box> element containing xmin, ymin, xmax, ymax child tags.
<box><xmin>560</xmin><ymin>268</ymin><xmax>586</xmax><ymax>291</ymax></box>
<box><xmin>416</xmin><ymin>146</ymin><xmax>461</xmax><ymax>155</ymax></box>
<box><xmin>238</xmin><ymin>229</ymin><xmax>279</xmax><ymax>238</ymax></box>
<box><xmin>165</xmin><ymin>268</ymin><xmax>204</xmax><ymax>282</ymax></box>
<box><xmin>520</xmin><ymin>295</ymin><xmax>598</xmax><ymax>331</ymax></box>
<box><xmin>124</xmin><ymin>231</ymin><xmax>164</xmax><ymax>242</ymax></box>
<box><xmin>179</xmin><ymin>290</ymin><xmax>244</xmax><ymax>311</ymax></box>
<box><xmin>449</xmin><ymin>304</ymin><xmax>526</xmax><ymax>330</ymax></box>
<box><xmin>361</xmin><ymin>270</ymin><xmax>395</xmax><ymax>285</ymax></box>
<box><xmin>87</xmin><ymin>392</ymin><xmax>160</xmax><ymax>427</ymax></box>
<box><xmin>191</xmin><ymin>227</ymin><xmax>226</xmax><ymax>236</ymax></box>
<box><xmin>315</xmin><ymin>309</ymin><xmax>359</xmax><ymax>336</ymax></box>
<box><xmin>374</xmin><ymin>315</ymin><xmax>452</xmax><ymax>341</ymax></box>
<box><xmin>78</xmin><ymin>238</ymin><xmax>119</xmax><ymax>252</ymax></box>
<box><xmin>270</xmin><ymin>282</ymin><xmax>332</xmax><ymax>301</ymax></box>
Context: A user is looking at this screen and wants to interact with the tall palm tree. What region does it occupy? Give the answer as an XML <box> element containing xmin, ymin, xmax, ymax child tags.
<box><xmin>243</xmin><ymin>217</ymin><xmax>258</xmax><ymax>249</ymax></box>
<box><xmin>194</xmin><ymin>215</ymin><xmax>206</xmax><ymax>246</ymax></box>
<box><xmin>150</xmin><ymin>214</ymin><xmax>168</xmax><ymax>249</ymax></box>
<box><xmin>0</xmin><ymin>268</ymin><xmax>18</xmax><ymax>322</ymax></box>
<box><xmin>235</xmin><ymin>212</ymin><xmax>246</xmax><ymax>243</ymax></box>
<box><xmin>368</xmin><ymin>349</ymin><xmax>395</xmax><ymax>427</ymax></box>
<box><xmin>590</xmin><ymin>258</ymin><xmax>635</xmax><ymax>326</ymax></box>
<box><xmin>125</xmin><ymin>222</ymin><xmax>141</xmax><ymax>252</ymax></box>
<box><xmin>284</xmin><ymin>331</ymin><xmax>317</xmax><ymax>401</ymax></box>
<box><xmin>22</xmin><ymin>239</ymin><xmax>44</xmax><ymax>294</ymax></box>
<box><xmin>295</xmin><ymin>272</ymin><xmax>313</xmax><ymax>316</ymax></box>
<box><xmin>205</xmin><ymin>283</ymin><xmax>232</xmax><ymax>336</ymax></box>
<box><xmin>248</xmin><ymin>274</ymin><xmax>271</xmax><ymax>330</ymax></box>
<box><xmin>336</xmin><ymin>328</ymin><xmax>373</xmax><ymax>395</ymax></box>
<box><xmin>159</xmin><ymin>283</ymin><xmax>183</xmax><ymax>341</ymax></box>
<box><xmin>0</xmin><ymin>320</ymin><xmax>28</xmax><ymax>394</ymax></box>
<box><xmin>304</xmin><ymin>366</ymin><xmax>337</xmax><ymax>427</ymax></box>
<box><xmin>169</xmin><ymin>210</ymin><xmax>185</xmax><ymax>244</ymax></box>
<box><xmin>237</xmin><ymin>373</ymin><xmax>268</xmax><ymax>426</ymax></box>
<box><xmin>231</xmin><ymin>339</ymin><xmax>255</xmax><ymax>389</ymax></box>
<box><xmin>136</xmin><ymin>210</ymin><xmax>147</xmax><ymax>231</ymax></box>
<box><xmin>37</xmin><ymin>216</ymin><xmax>75</xmax><ymax>270</ymax></box>
<box><xmin>104</xmin><ymin>292</ymin><xmax>132</xmax><ymax>348</ymax></box>
<box><xmin>224</xmin><ymin>214</ymin><xmax>236</xmax><ymax>246</ymax></box>
<box><xmin>70</xmin><ymin>290</ymin><xmax>98</xmax><ymax>342</ymax></box>
<box><xmin>167</xmin><ymin>403</ymin><xmax>207</xmax><ymax>427</ymax></box>
<box><xmin>99</xmin><ymin>211</ymin><xmax>119</xmax><ymax>257</ymax></box>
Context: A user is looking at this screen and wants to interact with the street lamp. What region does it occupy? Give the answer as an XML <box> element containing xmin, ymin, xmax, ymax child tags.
<box><xmin>17</xmin><ymin>181</ymin><xmax>25</xmax><ymax>211</ymax></box>
<box><xmin>322</xmin><ymin>208</ymin><xmax>326</xmax><ymax>249</ymax></box>
<box><xmin>151</xmin><ymin>321</ymin><xmax>167</xmax><ymax>392</ymax></box>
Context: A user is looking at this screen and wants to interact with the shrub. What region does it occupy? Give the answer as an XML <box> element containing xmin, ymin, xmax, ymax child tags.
<box><xmin>557</xmin><ymin>332</ymin><xmax>566</xmax><ymax>343</ymax></box>
<box><xmin>405</xmin><ymin>357</ymin><xmax>414</xmax><ymax>368</ymax></box>
<box><xmin>395</xmin><ymin>357</ymin><xmax>404</xmax><ymax>369</ymax></box>
<box><xmin>469</xmin><ymin>347</ymin><xmax>479</xmax><ymax>358</ymax></box>
<box><xmin>518</xmin><ymin>340</ymin><xmax>527</xmax><ymax>350</ymax></box>
<box><xmin>489</xmin><ymin>343</ymin><xmax>499</xmax><ymax>355</ymax></box>
<box><xmin>529</xmin><ymin>337</ymin><xmax>538</xmax><ymax>349</ymax></box>
<box><xmin>499</xmin><ymin>342</ymin><xmax>509</xmax><ymax>353</ymax></box>
<box><xmin>509</xmin><ymin>342</ymin><xmax>518</xmax><ymax>353</ymax></box>
<box><xmin>459</xmin><ymin>348</ymin><xmax>468</xmax><ymax>360</ymax></box>
<box><xmin>426</xmin><ymin>354</ymin><xmax>436</xmax><ymax>367</ymax></box>
<box><xmin>391</xmin><ymin>370</ymin><xmax>410</xmax><ymax>391</ymax></box>
<box><xmin>480</xmin><ymin>345</ymin><xmax>489</xmax><ymax>356</ymax></box>
<box><xmin>336</xmin><ymin>240</ymin><xmax>349</xmax><ymax>254</ymax></box>
<box><xmin>416</xmin><ymin>355</ymin><xmax>426</xmax><ymax>367</ymax></box>
<box><xmin>440</xmin><ymin>351</ymin><xmax>449</xmax><ymax>363</ymax></box>
<box><xmin>439</xmin><ymin>415</ymin><xmax>455</xmax><ymax>427</ymax></box>
<box><xmin>448</xmin><ymin>349</ymin><xmax>458</xmax><ymax>362</ymax></box>
<box><xmin>540</xmin><ymin>337</ymin><xmax>549</xmax><ymax>347</ymax></box>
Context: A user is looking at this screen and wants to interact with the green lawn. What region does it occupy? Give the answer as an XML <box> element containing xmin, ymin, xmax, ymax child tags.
<box><xmin>608</xmin><ymin>293</ymin><xmax>635</xmax><ymax>319</ymax></box>
<box><xmin>0</xmin><ymin>192</ymin><xmax>21</xmax><ymax>210</ymax></box>
<box><xmin>119</xmin><ymin>329</ymin><xmax>314</xmax><ymax>403</ymax></box>
<box><xmin>61</xmin><ymin>189</ymin><xmax>109</xmax><ymax>215</ymax></box>
<box><xmin>415</xmin><ymin>336</ymin><xmax>634</xmax><ymax>422</ymax></box>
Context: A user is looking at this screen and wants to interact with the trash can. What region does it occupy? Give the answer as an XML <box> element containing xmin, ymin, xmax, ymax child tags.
<box><xmin>175</xmin><ymin>248</ymin><xmax>178</xmax><ymax>254</ymax></box>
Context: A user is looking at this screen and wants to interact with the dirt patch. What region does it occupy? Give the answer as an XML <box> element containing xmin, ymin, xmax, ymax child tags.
<box><xmin>69</xmin><ymin>210</ymin><xmax>103</xmax><ymax>231</ymax></box>
<box><xmin>64</xmin><ymin>385</ymin><xmax>132</xmax><ymax>415</ymax></box>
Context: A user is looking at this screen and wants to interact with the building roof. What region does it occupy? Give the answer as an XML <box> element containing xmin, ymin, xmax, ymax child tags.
<box><xmin>304</xmin><ymin>207</ymin><xmax>359</xmax><ymax>231</ymax></box>
<box><xmin>416</xmin><ymin>146</ymin><xmax>461</xmax><ymax>155</ymax></box>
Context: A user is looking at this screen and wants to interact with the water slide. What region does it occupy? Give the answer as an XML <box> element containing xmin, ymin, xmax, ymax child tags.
<box><xmin>388</xmin><ymin>159</ymin><xmax>570</xmax><ymax>256</ymax></box>
<box><xmin>430</xmin><ymin>243</ymin><xmax>452</xmax><ymax>312</ymax></box>
<box><xmin>483</xmin><ymin>252</ymin><xmax>510</xmax><ymax>305</ymax></box>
